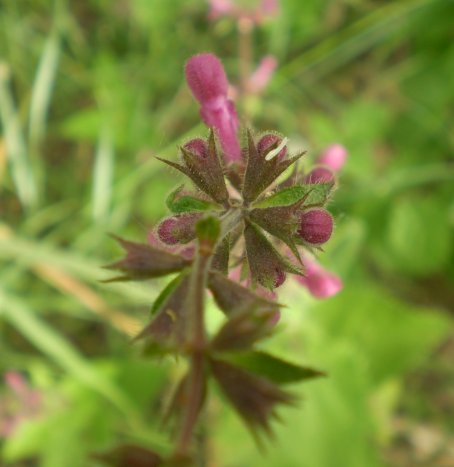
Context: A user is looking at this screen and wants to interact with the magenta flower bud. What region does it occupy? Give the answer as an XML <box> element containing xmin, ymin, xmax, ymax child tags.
<box><xmin>304</xmin><ymin>166</ymin><xmax>335</xmax><ymax>184</ymax></box>
<box><xmin>297</xmin><ymin>257</ymin><xmax>343</xmax><ymax>299</ymax></box>
<box><xmin>157</xmin><ymin>214</ymin><xmax>202</xmax><ymax>245</ymax></box>
<box><xmin>317</xmin><ymin>144</ymin><xmax>347</xmax><ymax>172</ymax></box>
<box><xmin>248</xmin><ymin>55</ymin><xmax>277</xmax><ymax>93</ymax></box>
<box><xmin>297</xmin><ymin>209</ymin><xmax>333</xmax><ymax>245</ymax></box>
<box><xmin>257</xmin><ymin>134</ymin><xmax>287</xmax><ymax>160</ymax></box>
<box><xmin>185</xmin><ymin>53</ymin><xmax>229</xmax><ymax>103</ymax></box>
<box><xmin>183</xmin><ymin>138</ymin><xmax>208</xmax><ymax>158</ymax></box>
<box><xmin>185</xmin><ymin>53</ymin><xmax>241</xmax><ymax>162</ymax></box>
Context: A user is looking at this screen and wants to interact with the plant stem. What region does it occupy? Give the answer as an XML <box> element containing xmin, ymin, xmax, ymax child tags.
<box><xmin>174</xmin><ymin>244</ymin><xmax>212</xmax><ymax>459</ymax></box>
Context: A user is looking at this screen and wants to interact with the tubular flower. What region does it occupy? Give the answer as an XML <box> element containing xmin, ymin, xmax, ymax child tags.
<box><xmin>185</xmin><ymin>53</ymin><xmax>241</xmax><ymax>162</ymax></box>
<box><xmin>317</xmin><ymin>144</ymin><xmax>348</xmax><ymax>172</ymax></box>
<box><xmin>296</xmin><ymin>255</ymin><xmax>343</xmax><ymax>299</ymax></box>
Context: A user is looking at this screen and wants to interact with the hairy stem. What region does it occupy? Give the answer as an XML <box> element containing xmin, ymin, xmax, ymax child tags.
<box><xmin>174</xmin><ymin>243</ymin><xmax>212</xmax><ymax>459</ymax></box>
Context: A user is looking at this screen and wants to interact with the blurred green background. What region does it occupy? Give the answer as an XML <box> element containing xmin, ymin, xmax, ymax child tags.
<box><xmin>1</xmin><ymin>0</ymin><xmax>453</xmax><ymax>466</ymax></box>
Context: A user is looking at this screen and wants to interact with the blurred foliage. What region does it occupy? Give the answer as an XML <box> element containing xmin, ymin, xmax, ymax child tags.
<box><xmin>0</xmin><ymin>0</ymin><xmax>453</xmax><ymax>466</ymax></box>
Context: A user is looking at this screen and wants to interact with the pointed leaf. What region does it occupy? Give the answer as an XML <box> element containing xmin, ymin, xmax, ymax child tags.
<box><xmin>244</xmin><ymin>221</ymin><xmax>303</xmax><ymax>289</ymax></box>
<box><xmin>208</xmin><ymin>271</ymin><xmax>278</xmax><ymax>315</ymax></box>
<box><xmin>242</xmin><ymin>129</ymin><xmax>305</xmax><ymax>203</ymax></box>
<box><xmin>255</xmin><ymin>183</ymin><xmax>334</xmax><ymax>209</ymax></box>
<box><xmin>179</xmin><ymin>130</ymin><xmax>229</xmax><ymax>204</ymax></box>
<box><xmin>224</xmin><ymin>351</ymin><xmax>326</xmax><ymax>384</ymax></box>
<box><xmin>166</xmin><ymin>185</ymin><xmax>216</xmax><ymax>214</ymax></box>
<box><xmin>249</xmin><ymin>201</ymin><xmax>306</xmax><ymax>261</ymax></box>
<box><xmin>104</xmin><ymin>236</ymin><xmax>191</xmax><ymax>282</ymax></box>
<box><xmin>211</xmin><ymin>307</ymin><xmax>278</xmax><ymax>352</ymax></box>
<box><xmin>210</xmin><ymin>358</ymin><xmax>295</xmax><ymax>437</ymax></box>
<box><xmin>134</xmin><ymin>273</ymin><xmax>191</xmax><ymax>347</ymax></box>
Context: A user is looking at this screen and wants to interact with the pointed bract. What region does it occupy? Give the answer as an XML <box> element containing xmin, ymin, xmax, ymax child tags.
<box><xmin>242</xmin><ymin>129</ymin><xmax>305</xmax><ymax>203</ymax></box>
<box><xmin>134</xmin><ymin>274</ymin><xmax>190</xmax><ymax>347</ymax></box>
<box><xmin>210</xmin><ymin>358</ymin><xmax>295</xmax><ymax>437</ymax></box>
<box><xmin>104</xmin><ymin>236</ymin><xmax>191</xmax><ymax>282</ymax></box>
<box><xmin>244</xmin><ymin>221</ymin><xmax>303</xmax><ymax>289</ymax></box>
<box><xmin>208</xmin><ymin>271</ymin><xmax>278</xmax><ymax>315</ymax></box>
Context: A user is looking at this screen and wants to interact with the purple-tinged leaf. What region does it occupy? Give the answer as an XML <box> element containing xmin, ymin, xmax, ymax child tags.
<box><xmin>103</xmin><ymin>236</ymin><xmax>191</xmax><ymax>282</ymax></box>
<box><xmin>210</xmin><ymin>358</ymin><xmax>295</xmax><ymax>437</ymax></box>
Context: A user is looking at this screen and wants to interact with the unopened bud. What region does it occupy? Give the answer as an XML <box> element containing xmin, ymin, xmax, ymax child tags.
<box><xmin>157</xmin><ymin>214</ymin><xmax>202</xmax><ymax>245</ymax></box>
<box><xmin>183</xmin><ymin>138</ymin><xmax>208</xmax><ymax>158</ymax></box>
<box><xmin>297</xmin><ymin>209</ymin><xmax>333</xmax><ymax>245</ymax></box>
<box><xmin>257</xmin><ymin>134</ymin><xmax>287</xmax><ymax>161</ymax></box>
<box><xmin>304</xmin><ymin>166</ymin><xmax>334</xmax><ymax>184</ymax></box>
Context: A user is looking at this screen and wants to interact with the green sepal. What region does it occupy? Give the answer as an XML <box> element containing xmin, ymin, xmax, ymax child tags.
<box><xmin>166</xmin><ymin>185</ymin><xmax>216</xmax><ymax>214</ymax></box>
<box><xmin>156</xmin><ymin>130</ymin><xmax>229</xmax><ymax>205</ymax></box>
<box><xmin>255</xmin><ymin>182</ymin><xmax>334</xmax><ymax>209</ymax></box>
<box><xmin>242</xmin><ymin>129</ymin><xmax>305</xmax><ymax>203</ymax></box>
<box><xmin>244</xmin><ymin>220</ymin><xmax>303</xmax><ymax>289</ymax></box>
<box><xmin>249</xmin><ymin>200</ymin><xmax>306</xmax><ymax>262</ymax></box>
<box><xmin>223</xmin><ymin>351</ymin><xmax>326</xmax><ymax>385</ymax></box>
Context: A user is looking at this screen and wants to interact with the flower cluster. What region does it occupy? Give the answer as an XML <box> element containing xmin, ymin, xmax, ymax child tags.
<box><xmin>103</xmin><ymin>52</ymin><xmax>345</xmax><ymax>465</ymax></box>
<box><xmin>181</xmin><ymin>53</ymin><xmax>344</xmax><ymax>298</ymax></box>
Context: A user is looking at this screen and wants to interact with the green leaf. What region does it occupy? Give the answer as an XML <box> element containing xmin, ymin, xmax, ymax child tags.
<box><xmin>242</xmin><ymin>129</ymin><xmax>305</xmax><ymax>203</ymax></box>
<box><xmin>166</xmin><ymin>185</ymin><xmax>215</xmax><ymax>214</ymax></box>
<box><xmin>150</xmin><ymin>272</ymin><xmax>188</xmax><ymax>315</ymax></box>
<box><xmin>224</xmin><ymin>351</ymin><xmax>325</xmax><ymax>385</ymax></box>
<box><xmin>255</xmin><ymin>183</ymin><xmax>334</xmax><ymax>209</ymax></box>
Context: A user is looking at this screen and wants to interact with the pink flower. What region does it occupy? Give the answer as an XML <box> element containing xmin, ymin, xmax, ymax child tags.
<box><xmin>208</xmin><ymin>0</ymin><xmax>279</xmax><ymax>23</ymax></box>
<box><xmin>185</xmin><ymin>54</ymin><xmax>241</xmax><ymax>162</ymax></box>
<box><xmin>248</xmin><ymin>55</ymin><xmax>277</xmax><ymax>93</ymax></box>
<box><xmin>297</xmin><ymin>256</ymin><xmax>343</xmax><ymax>299</ymax></box>
<box><xmin>317</xmin><ymin>144</ymin><xmax>348</xmax><ymax>172</ymax></box>
<box><xmin>208</xmin><ymin>0</ymin><xmax>234</xmax><ymax>19</ymax></box>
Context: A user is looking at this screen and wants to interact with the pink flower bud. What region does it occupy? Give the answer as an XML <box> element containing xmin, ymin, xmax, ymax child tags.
<box><xmin>248</xmin><ymin>55</ymin><xmax>277</xmax><ymax>93</ymax></box>
<box><xmin>297</xmin><ymin>209</ymin><xmax>333</xmax><ymax>245</ymax></box>
<box><xmin>317</xmin><ymin>144</ymin><xmax>347</xmax><ymax>172</ymax></box>
<box><xmin>183</xmin><ymin>138</ymin><xmax>208</xmax><ymax>158</ymax></box>
<box><xmin>185</xmin><ymin>53</ymin><xmax>241</xmax><ymax>162</ymax></box>
<box><xmin>257</xmin><ymin>134</ymin><xmax>287</xmax><ymax>160</ymax></box>
<box><xmin>157</xmin><ymin>214</ymin><xmax>202</xmax><ymax>245</ymax></box>
<box><xmin>297</xmin><ymin>257</ymin><xmax>342</xmax><ymax>299</ymax></box>
<box><xmin>304</xmin><ymin>166</ymin><xmax>335</xmax><ymax>184</ymax></box>
<box><xmin>185</xmin><ymin>53</ymin><xmax>229</xmax><ymax>103</ymax></box>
